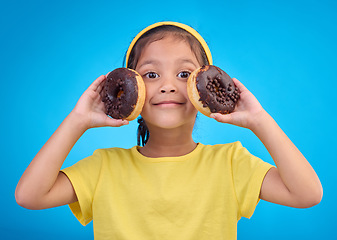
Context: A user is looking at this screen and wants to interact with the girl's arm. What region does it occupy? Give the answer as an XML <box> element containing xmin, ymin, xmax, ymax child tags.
<box><xmin>211</xmin><ymin>78</ymin><xmax>323</xmax><ymax>208</ymax></box>
<box><xmin>15</xmin><ymin>75</ymin><xmax>128</xmax><ymax>210</ymax></box>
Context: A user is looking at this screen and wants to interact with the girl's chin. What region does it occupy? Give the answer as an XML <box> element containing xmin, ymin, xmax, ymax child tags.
<box><xmin>143</xmin><ymin>116</ymin><xmax>195</xmax><ymax>130</ymax></box>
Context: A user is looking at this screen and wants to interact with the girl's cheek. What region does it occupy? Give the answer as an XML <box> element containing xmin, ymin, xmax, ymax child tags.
<box><xmin>144</xmin><ymin>83</ymin><xmax>153</xmax><ymax>102</ymax></box>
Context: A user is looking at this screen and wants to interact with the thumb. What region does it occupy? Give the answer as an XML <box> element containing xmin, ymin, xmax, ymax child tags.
<box><xmin>210</xmin><ymin>113</ymin><xmax>233</xmax><ymax>124</ymax></box>
<box><xmin>104</xmin><ymin>117</ymin><xmax>129</xmax><ymax>127</ymax></box>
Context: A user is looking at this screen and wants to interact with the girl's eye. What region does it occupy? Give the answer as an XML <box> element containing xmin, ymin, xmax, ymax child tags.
<box><xmin>177</xmin><ymin>71</ymin><xmax>191</xmax><ymax>79</ymax></box>
<box><xmin>144</xmin><ymin>72</ymin><xmax>159</xmax><ymax>79</ymax></box>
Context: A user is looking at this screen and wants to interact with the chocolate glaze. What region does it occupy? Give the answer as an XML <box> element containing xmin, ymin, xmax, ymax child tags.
<box><xmin>196</xmin><ymin>65</ymin><xmax>240</xmax><ymax>114</ymax></box>
<box><xmin>100</xmin><ymin>68</ymin><xmax>139</xmax><ymax>119</ymax></box>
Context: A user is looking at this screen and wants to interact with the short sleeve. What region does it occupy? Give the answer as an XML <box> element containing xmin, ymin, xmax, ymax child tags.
<box><xmin>231</xmin><ymin>142</ymin><xmax>274</xmax><ymax>219</ymax></box>
<box><xmin>61</xmin><ymin>149</ymin><xmax>103</xmax><ymax>225</ymax></box>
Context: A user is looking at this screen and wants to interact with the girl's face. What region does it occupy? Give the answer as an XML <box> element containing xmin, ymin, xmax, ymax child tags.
<box><xmin>136</xmin><ymin>35</ymin><xmax>200</xmax><ymax>130</ymax></box>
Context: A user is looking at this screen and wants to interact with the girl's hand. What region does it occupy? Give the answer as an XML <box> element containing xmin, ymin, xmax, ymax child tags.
<box><xmin>71</xmin><ymin>74</ymin><xmax>129</xmax><ymax>130</ymax></box>
<box><xmin>210</xmin><ymin>78</ymin><xmax>265</xmax><ymax>129</ymax></box>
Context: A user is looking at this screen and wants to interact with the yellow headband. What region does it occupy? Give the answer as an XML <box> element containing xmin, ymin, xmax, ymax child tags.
<box><xmin>125</xmin><ymin>21</ymin><xmax>213</xmax><ymax>67</ymax></box>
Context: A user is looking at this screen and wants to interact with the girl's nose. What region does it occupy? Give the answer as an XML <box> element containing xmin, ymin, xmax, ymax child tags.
<box><xmin>160</xmin><ymin>77</ymin><xmax>177</xmax><ymax>93</ymax></box>
<box><xmin>161</xmin><ymin>89</ymin><xmax>175</xmax><ymax>93</ymax></box>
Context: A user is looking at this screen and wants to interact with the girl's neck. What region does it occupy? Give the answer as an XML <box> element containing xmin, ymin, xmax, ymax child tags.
<box><xmin>138</xmin><ymin>125</ymin><xmax>197</xmax><ymax>158</ymax></box>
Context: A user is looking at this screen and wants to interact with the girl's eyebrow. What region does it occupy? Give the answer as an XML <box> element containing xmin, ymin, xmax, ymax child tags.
<box><xmin>137</xmin><ymin>58</ymin><xmax>198</xmax><ymax>70</ymax></box>
<box><xmin>138</xmin><ymin>60</ymin><xmax>160</xmax><ymax>69</ymax></box>
<box><xmin>177</xmin><ymin>58</ymin><xmax>198</xmax><ymax>68</ymax></box>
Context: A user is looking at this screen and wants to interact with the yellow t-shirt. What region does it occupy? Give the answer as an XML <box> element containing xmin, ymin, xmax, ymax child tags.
<box><xmin>61</xmin><ymin>142</ymin><xmax>273</xmax><ymax>240</ymax></box>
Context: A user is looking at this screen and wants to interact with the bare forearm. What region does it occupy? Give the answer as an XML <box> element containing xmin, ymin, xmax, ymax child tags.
<box><xmin>250</xmin><ymin>110</ymin><xmax>322</xmax><ymax>200</ymax></box>
<box><xmin>16</xmin><ymin>112</ymin><xmax>87</xmax><ymax>203</ymax></box>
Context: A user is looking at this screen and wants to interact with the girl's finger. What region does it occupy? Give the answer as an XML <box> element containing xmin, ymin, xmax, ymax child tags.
<box><xmin>96</xmin><ymin>72</ymin><xmax>111</xmax><ymax>93</ymax></box>
<box><xmin>232</xmin><ymin>78</ymin><xmax>248</xmax><ymax>92</ymax></box>
<box><xmin>104</xmin><ymin>117</ymin><xmax>129</xmax><ymax>127</ymax></box>
<box><xmin>210</xmin><ymin>113</ymin><xmax>233</xmax><ymax>124</ymax></box>
<box><xmin>88</xmin><ymin>75</ymin><xmax>107</xmax><ymax>92</ymax></box>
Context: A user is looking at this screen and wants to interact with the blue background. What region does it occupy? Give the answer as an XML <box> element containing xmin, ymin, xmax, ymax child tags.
<box><xmin>1</xmin><ymin>0</ymin><xmax>336</xmax><ymax>239</ymax></box>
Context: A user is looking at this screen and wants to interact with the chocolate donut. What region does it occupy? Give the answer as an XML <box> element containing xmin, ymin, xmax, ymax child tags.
<box><xmin>187</xmin><ymin>65</ymin><xmax>240</xmax><ymax>117</ymax></box>
<box><xmin>100</xmin><ymin>68</ymin><xmax>146</xmax><ymax>121</ymax></box>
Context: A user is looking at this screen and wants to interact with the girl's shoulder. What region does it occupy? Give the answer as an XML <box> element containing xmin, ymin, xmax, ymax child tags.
<box><xmin>93</xmin><ymin>146</ymin><xmax>136</xmax><ymax>160</ymax></box>
<box><xmin>199</xmin><ymin>141</ymin><xmax>264</xmax><ymax>164</ymax></box>
<box><xmin>200</xmin><ymin>141</ymin><xmax>243</xmax><ymax>153</ymax></box>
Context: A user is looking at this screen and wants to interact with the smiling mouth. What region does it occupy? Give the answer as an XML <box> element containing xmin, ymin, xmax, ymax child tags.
<box><xmin>154</xmin><ymin>101</ymin><xmax>184</xmax><ymax>106</ymax></box>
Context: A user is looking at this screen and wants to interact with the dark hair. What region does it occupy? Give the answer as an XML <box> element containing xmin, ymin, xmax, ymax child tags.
<box><xmin>126</xmin><ymin>25</ymin><xmax>209</xmax><ymax>146</ymax></box>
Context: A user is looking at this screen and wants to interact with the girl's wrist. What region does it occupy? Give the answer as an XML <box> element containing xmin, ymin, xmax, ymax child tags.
<box><xmin>67</xmin><ymin>110</ymin><xmax>91</xmax><ymax>132</ymax></box>
<box><xmin>247</xmin><ymin>109</ymin><xmax>270</xmax><ymax>132</ymax></box>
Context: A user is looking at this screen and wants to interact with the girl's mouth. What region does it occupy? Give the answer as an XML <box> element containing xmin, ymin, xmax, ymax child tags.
<box><xmin>153</xmin><ymin>100</ymin><xmax>184</xmax><ymax>107</ymax></box>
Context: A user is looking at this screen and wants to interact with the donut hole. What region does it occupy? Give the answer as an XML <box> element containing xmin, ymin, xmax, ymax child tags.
<box><xmin>112</xmin><ymin>85</ymin><xmax>124</xmax><ymax>100</ymax></box>
<box><xmin>207</xmin><ymin>79</ymin><xmax>227</xmax><ymax>100</ymax></box>
<box><xmin>117</xmin><ymin>89</ymin><xmax>124</xmax><ymax>98</ymax></box>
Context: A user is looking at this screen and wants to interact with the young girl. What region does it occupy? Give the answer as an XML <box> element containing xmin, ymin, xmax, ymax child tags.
<box><xmin>16</xmin><ymin>22</ymin><xmax>323</xmax><ymax>239</ymax></box>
